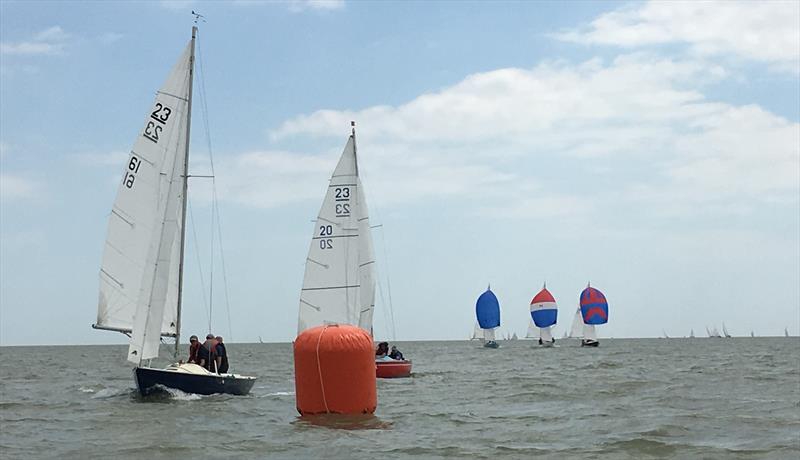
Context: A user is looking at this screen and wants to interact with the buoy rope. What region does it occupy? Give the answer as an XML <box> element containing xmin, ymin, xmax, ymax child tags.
<box><xmin>315</xmin><ymin>325</ymin><xmax>331</xmax><ymax>414</ymax></box>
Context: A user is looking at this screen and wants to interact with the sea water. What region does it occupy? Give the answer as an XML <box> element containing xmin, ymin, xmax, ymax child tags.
<box><xmin>1</xmin><ymin>338</ymin><xmax>798</xmax><ymax>459</ymax></box>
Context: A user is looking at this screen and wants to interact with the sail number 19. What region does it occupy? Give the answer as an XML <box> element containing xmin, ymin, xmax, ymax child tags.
<box><xmin>123</xmin><ymin>155</ymin><xmax>143</xmax><ymax>189</ymax></box>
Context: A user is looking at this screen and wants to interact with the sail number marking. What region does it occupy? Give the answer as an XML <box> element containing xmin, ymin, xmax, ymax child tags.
<box><xmin>143</xmin><ymin>102</ymin><xmax>173</xmax><ymax>144</ymax></box>
<box><xmin>334</xmin><ymin>187</ymin><xmax>350</xmax><ymax>217</ymax></box>
<box><xmin>123</xmin><ymin>155</ymin><xmax>143</xmax><ymax>189</ymax></box>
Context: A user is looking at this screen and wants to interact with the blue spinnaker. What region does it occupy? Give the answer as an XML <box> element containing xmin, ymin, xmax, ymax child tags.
<box><xmin>476</xmin><ymin>289</ymin><xmax>501</xmax><ymax>329</ymax></box>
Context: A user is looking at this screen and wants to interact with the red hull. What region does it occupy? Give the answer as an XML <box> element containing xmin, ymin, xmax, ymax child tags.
<box><xmin>376</xmin><ymin>360</ymin><xmax>412</xmax><ymax>378</ymax></box>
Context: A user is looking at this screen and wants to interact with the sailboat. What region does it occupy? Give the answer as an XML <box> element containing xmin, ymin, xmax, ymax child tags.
<box><xmin>722</xmin><ymin>323</ymin><xmax>732</xmax><ymax>338</ymax></box>
<box><xmin>690</xmin><ymin>328</ymin><xmax>695</xmax><ymax>338</ymax></box>
<box><xmin>93</xmin><ymin>26</ymin><xmax>255</xmax><ymax>396</ymax></box>
<box><xmin>470</xmin><ymin>323</ymin><xmax>483</xmax><ymax>340</ymax></box>
<box><xmin>568</xmin><ymin>307</ymin><xmax>583</xmax><ymax>339</ymax></box>
<box><xmin>530</xmin><ymin>284</ymin><xmax>557</xmax><ymax>347</ymax></box>
<box><xmin>579</xmin><ymin>284</ymin><xmax>608</xmax><ymax>347</ymax></box>
<box><xmin>525</xmin><ymin>318</ymin><xmax>537</xmax><ymax>339</ymax></box>
<box><xmin>750</xmin><ymin>330</ymin><xmax>754</xmax><ymax>338</ymax></box>
<box><xmin>297</xmin><ymin>123</ymin><xmax>411</xmax><ymax>379</ymax></box>
<box><xmin>785</xmin><ymin>328</ymin><xmax>790</xmax><ymax>338</ymax></box>
<box><xmin>476</xmin><ymin>286</ymin><xmax>501</xmax><ymax>348</ymax></box>
<box><xmin>511</xmin><ymin>332</ymin><xmax>518</xmax><ymax>340</ymax></box>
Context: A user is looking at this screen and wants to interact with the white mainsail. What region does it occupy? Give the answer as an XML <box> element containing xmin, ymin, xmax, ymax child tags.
<box><xmin>96</xmin><ymin>39</ymin><xmax>193</xmax><ymax>364</ymax></box>
<box><xmin>297</xmin><ymin>131</ymin><xmax>376</xmax><ymax>334</ymax></box>
<box><xmin>568</xmin><ymin>308</ymin><xmax>583</xmax><ymax>338</ymax></box>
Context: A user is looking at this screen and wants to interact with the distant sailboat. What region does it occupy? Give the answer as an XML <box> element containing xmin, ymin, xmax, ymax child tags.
<box><xmin>471</xmin><ymin>323</ymin><xmax>482</xmax><ymax>340</ymax></box>
<box><xmin>690</xmin><ymin>328</ymin><xmax>695</xmax><ymax>338</ymax></box>
<box><xmin>662</xmin><ymin>330</ymin><xmax>670</xmax><ymax>339</ymax></box>
<box><xmin>525</xmin><ymin>318</ymin><xmax>537</xmax><ymax>339</ymax></box>
<box><xmin>722</xmin><ymin>323</ymin><xmax>732</xmax><ymax>338</ymax></box>
<box><xmin>476</xmin><ymin>286</ymin><xmax>501</xmax><ymax>348</ymax></box>
<box><xmin>750</xmin><ymin>330</ymin><xmax>754</xmax><ymax>338</ymax></box>
<box><xmin>511</xmin><ymin>332</ymin><xmax>518</xmax><ymax>340</ymax></box>
<box><xmin>568</xmin><ymin>308</ymin><xmax>583</xmax><ymax>339</ymax></box>
<box><xmin>785</xmin><ymin>328</ymin><xmax>790</xmax><ymax>338</ymax></box>
<box><xmin>530</xmin><ymin>284</ymin><xmax>558</xmax><ymax>347</ymax></box>
<box><xmin>579</xmin><ymin>284</ymin><xmax>608</xmax><ymax>347</ymax></box>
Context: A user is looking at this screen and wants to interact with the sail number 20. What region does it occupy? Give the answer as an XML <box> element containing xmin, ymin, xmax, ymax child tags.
<box><xmin>319</xmin><ymin>225</ymin><xmax>333</xmax><ymax>249</ymax></box>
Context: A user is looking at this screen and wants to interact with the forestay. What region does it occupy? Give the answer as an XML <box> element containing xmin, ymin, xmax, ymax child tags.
<box><xmin>298</xmin><ymin>134</ymin><xmax>376</xmax><ymax>334</ymax></box>
<box><xmin>96</xmin><ymin>40</ymin><xmax>193</xmax><ymax>363</ymax></box>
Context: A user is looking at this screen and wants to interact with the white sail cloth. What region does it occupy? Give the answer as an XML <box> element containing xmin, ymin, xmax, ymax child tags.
<box><xmin>297</xmin><ymin>135</ymin><xmax>376</xmax><ymax>334</ymax></box>
<box><xmin>569</xmin><ymin>308</ymin><xmax>583</xmax><ymax>338</ymax></box>
<box><xmin>96</xmin><ymin>40</ymin><xmax>192</xmax><ymax>363</ymax></box>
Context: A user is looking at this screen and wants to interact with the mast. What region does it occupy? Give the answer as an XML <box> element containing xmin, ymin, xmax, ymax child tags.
<box><xmin>174</xmin><ymin>25</ymin><xmax>196</xmax><ymax>358</ymax></box>
<box><xmin>351</xmin><ymin>121</ymin><xmax>358</xmax><ymax>175</ymax></box>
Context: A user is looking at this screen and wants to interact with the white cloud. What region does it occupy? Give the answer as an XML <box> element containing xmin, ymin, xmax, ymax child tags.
<box><xmin>0</xmin><ymin>174</ymin><xmax>42</xmax><ymax>202</ymax></box>
<box><xmin>554</xmin><ymin>1</ymin><xmax>800</xmax><ymax>73</ymax></box>
<box><xmin>255</xmin><ymin>53</ymin><xmax>798</xmax><ymax>219</ymax></box>
<box><xmin>213</xmin><ymin>150</ymin><xmax>337</xmax><ymax>208</ymax></box>
<box><xmin>0</xmin><ymin>26</ymin><xmax>70</xmax><ymax>56</ymax></box>
<box><xmin>98</xmin><ymin>32</ymin><xmax>124</xmax><ymax>45</ymax></box>
<box><xmin>159</xmin><ymin>0</ymin><xmax>195</xmax><ymax>11</ymax></box>
<box><xmin>287</xmin><ymin>0</ymin><xmax>345</xmax><ymax>13</ymax></box>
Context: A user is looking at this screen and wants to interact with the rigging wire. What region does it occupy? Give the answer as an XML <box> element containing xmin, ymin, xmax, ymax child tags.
<box><xmin>188</xmin><ymin>200</ymin><xmax>212</xmax><ymax>328</ymax></box>
<box><xmin>197</xmin><ymin>36</ymin><xmax>234</xmax><ymax>341</ymax></box>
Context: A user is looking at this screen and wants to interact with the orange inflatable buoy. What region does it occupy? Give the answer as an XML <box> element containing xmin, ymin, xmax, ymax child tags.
<box><xmin>294</xmin><ymin>324</ymin><xmax>377</xmax><ymax>415</ymax></box>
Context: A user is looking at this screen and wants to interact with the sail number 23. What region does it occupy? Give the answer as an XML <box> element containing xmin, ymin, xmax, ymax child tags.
<box><xmin>143</xmin><ymin>102</ymin><xmax>172</xmax><ymax>144</ymax></box>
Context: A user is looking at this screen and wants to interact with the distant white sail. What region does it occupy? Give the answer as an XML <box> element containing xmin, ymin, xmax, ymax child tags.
<box><xmin>96</xmin><ymin>41</ymin><xmax>193</xmax><ymax>363</ymax></box>
<box><xmin>569</xmin><ymin>308</ymin><xmax>583</xmax><ymax>338</ymax></box>
<box><xmin>297</xmin><ymin>134</ymin><xmax>375</xmax><ymax>334</ymax></box>
<box><xmin>471</xmin><ymin>322</ymin><xmax>482</xmax><ymax>340</ymax></box>
<box><xmin>525</xmin><ymin>319</ymin><xmax>536</xmax><ymax>338</ymax></box>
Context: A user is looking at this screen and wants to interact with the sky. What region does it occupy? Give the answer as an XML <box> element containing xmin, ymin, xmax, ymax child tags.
<box><xmin>1</xmin><ymin>0</ymin><xmax>798</xmax><ymax>346</ymax></box>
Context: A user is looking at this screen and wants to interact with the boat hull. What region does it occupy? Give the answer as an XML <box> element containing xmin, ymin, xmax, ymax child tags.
<box><xmin>375</xmin><ymin>360</ymin><xmax>412</xmax><ymax>378</ymax></box>
<box><xmin>581</xmin><ymin>339</ymin><xmax>599</xmax><ymax>347</ymax></box>
<box><xmin>134</xmin><ymin>364</ymin><xmax>256</xmax><ymax>396</ymax></box>
<box><xmin>484</xmin><ymin>340</ymin><xmax>500</xmax><ymax>349</ymax></box>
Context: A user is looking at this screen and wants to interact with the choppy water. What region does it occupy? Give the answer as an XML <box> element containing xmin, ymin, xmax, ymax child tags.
<box><xmin>1</xmin><ymin>338</ymin><xmax>799</xmax><ymax>459</ymax></box>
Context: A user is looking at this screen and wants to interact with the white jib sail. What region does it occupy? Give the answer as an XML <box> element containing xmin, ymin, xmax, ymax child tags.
<box><xmin>583</xmin><ymin>324</ymin><xmax>597</xmax><ymax>341</ymax></box>
<box><xmin>484</xmin><ymin>327</ymin><xmax>497</xmax><ymax>341</ymax></box>
<box><xmin>96</xmin><ymin>40</ymin><xmax>192</xmax><ymax>364</ymax></box>
<box><xmin>540</xmin><ymin>326</ymin><xmax>553</xmax><ymax>342</ymax></box>
<box><xmin>569</xmin><ymin>308</ymin><xmax>583</xmax><ymax>338</ymax></box>
<box><xmin>298</xmin><ymin>135</ymin><xmax>376</xmax><ymax>334</ymax></box>
<box><xmin>526</xmin><ymin>319</ymin><xmax>536</xmax><ymax>338</ymax></box>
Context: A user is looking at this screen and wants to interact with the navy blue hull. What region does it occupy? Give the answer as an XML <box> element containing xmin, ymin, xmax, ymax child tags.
<box><xmin>581</xmin><ymin>339</ymin><xmax>599</xmax><ymax>347</ymax></box>
<box><xmin>134</xmin><ymin>367</ymin><xmax>256</xmax><ymax>396</ymax></box>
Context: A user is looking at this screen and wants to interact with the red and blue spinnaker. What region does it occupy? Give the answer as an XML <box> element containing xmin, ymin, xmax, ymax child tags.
<box><xmin>580</xmin><ymin>286</ymin><xmax>608</xmax><ymax>325</ymax></box>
